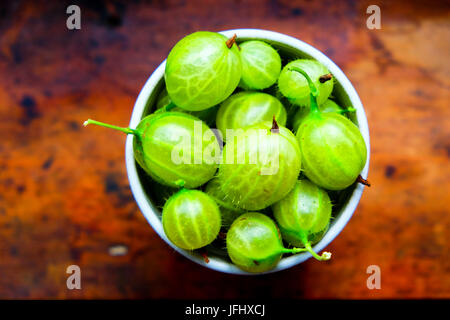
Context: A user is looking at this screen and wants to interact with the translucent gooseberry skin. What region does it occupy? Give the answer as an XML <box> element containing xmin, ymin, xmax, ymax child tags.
<box><xmin>226</xmin><ymin>212</ymin><xmax>287</xmax><ymax>273</ymax></box>
<box><xmin>155</xmin><ymin>87</ymin><xmax>218</xmax><ymax>127</ymax></box>
<box><xmin>238</xmin><ymin>40</ymin><xmax>282</xmax><ymax>90</ymax></box>
<box><xmin>278</xmin><ymin>59</ymin><xmax>333</xmax><ymax>107</ymax></box>
<box><xmin>216</xmin><ymin>91</ymin><xmax>287</xmax><ymax>141</ymax></box>
<box><xmin>272</xmin><ymin>179</ymin><xmax>332</xmax><ymax>248</ymax></box>
<box><xmin>297</xmin><ymin>112</ymin><xmax>367</xmax><ymax>190</ymax></box>
<box><xmin>288</xmin><ymin>66</ymin><xmax>367</xmax><ymax>191</ymax></box>
<box><xmin>292</xmin><ymin>99</ymin><xmax>342</xmax><ymax>132</ymax></box>
<box><xmin>205</xmin><ymin>178</ymin><xmax>244</xmax><ymax>228</ymax></box>
<box><xmin>133</xmin><ymin>112</ymin><xmax>219</xmax><ymax>189</ymax></box>
<box><xmin>162</xmin><ymin>189</ymin><xmax>221</xmax><ymax>250</ymax></box>
<box><xmin>165</xmin><ymin>31</ymin><xmax>241</xmax><ymax>111</ymax></box>
<box><xmin>218</xmin><ymin>121</ymin><xmax>301</xmax><ymax>210</ymax></box>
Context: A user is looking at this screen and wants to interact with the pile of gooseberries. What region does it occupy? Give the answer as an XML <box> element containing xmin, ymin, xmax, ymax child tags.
<box><xmin>84</xmin><ymin>31</ymin><xmax>369</xmax><ymax>273</ymax></box>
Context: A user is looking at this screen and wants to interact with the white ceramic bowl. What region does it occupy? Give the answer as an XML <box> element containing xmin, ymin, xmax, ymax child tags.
<box><xmin>125</xmin><ymin>29</ymin><xmax>370</xmax><ymax>275</ymax></box>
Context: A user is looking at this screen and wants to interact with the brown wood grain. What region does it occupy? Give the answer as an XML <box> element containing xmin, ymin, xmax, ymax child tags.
<box><xmin>0</xmin><ymin>0</ymin><xmax>449</xmax><ymax>299</ymax></box>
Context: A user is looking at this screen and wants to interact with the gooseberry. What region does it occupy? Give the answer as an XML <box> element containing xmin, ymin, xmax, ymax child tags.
<box><xmin>292</xmin><ymin>67</ymin><xmax>367</xmax><ymax>190</ymax></box>
<box><xmin>226</xmin><ymin>212</ymin><xmax>312</xmax><ymax>273</ymax></box>
<box><xmin>278</xmin><ymin>59</ymin><xmax>333</xmax><ymax>107</ymax></box>
<box><xmin>162</xmin><ymin>189</ymin><xmax>221</xmax><ymax>250</ymax></box>
<box><xmin>292</xmin><ymin>100</ymin><xmax>358</xmax><ymax>132</ymax></box>
<box><xmin>217</xmin><ymin>119</ymin><xmax>301</xmax><ymax>210</ymax></box>
<box><xmin>272</xmin><ymin>179</ymin><xmax>332</xmax><ymax>261</ymax></box>
<box><xmin>155</xmin><ymin>87</ymin><xmax>218</xmax><ymax>126</ymax></box>
<box><xmin>216</xmin><ymin>91</ymin><xmax>287</xmax><ymax>141</ymax></box>
<box><xmin>84</xmin><ymin>112</ymin><xmax>219</xmax><ymax>189</ymax></box>
<box><xmin>165</xmin><ymin>31</ymin><xmax>241</xmax><ymax>111</ymax></box>
<box><xmin>205</xmin><ymin>178</ymin><xmax>244</xmax><ymax>228</ymax></box>
<box><xmin>238</xmin><ymin>40</ymin><xmax>281</xmax><ymax>90</ymax></box>
<box><xmin>292</xmin><ymin>99</ymin><xmax>342</xmax><ymax>132</ymax></box>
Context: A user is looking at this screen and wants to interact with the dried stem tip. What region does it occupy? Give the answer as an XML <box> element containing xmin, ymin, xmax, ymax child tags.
<box><xmin>271</xmin><ymin>116</ymin><xmax>279</xmax><ymax>133</ymax></box>
<box><xmin>200</xmin><ymin>250</ymin><xmax>210</xmax><ymax>264</ymax></box>
<box><xmin>319</xmin><ymin>73</ymin><xmax>333</xmax><ymax>83</ymax></box>
<box><xmin>226</xmin><ymin>34</ymin><xmax>237</xmax><ymax>49</ymax></box>
<box><xmin>356</xmin><ymin>175</ymin><xmax>371</xmax><ymax>187</ymax></box>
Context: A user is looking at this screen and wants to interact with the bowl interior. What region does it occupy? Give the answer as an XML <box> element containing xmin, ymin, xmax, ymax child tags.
<box><xmin>125</xmin><ymin>29</ymin><xmax>370</xmax><ymax>275</ymax></box>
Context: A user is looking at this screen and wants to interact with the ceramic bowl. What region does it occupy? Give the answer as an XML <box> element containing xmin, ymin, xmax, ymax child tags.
<box><xmin>125</xmin><ymin>29</ymin><xmax>370</xmax><ymax>275</ymax></box>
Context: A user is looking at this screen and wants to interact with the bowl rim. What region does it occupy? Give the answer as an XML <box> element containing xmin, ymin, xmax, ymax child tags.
<box><xmin>125</xmin><ymin>28</ymin><xmax>371</xmax><ymax>275</ymax></box>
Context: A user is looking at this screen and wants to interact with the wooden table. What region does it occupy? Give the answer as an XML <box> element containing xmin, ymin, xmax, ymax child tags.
<box><xmin>0</xmin><ymin>0</ymin><xmax>448</xmax><ymax>299</ymax></box>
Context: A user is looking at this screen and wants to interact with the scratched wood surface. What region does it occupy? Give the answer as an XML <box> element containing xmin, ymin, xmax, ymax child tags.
<box><xmin>0</xmin><ymin>0</ymin><xmax>448</xmax><ymax>299</ymax></box>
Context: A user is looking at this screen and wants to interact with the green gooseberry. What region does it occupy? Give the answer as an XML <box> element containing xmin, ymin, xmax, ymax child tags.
<box><xmin>165</xmin><ymin>31</ymin><xmax>241</xmax><ymax>111</ymax></box>
<box><xmin>293</xmin><ymin>99</ymin><xmax>342</xmax><ymax>132</ymax></box>
<box><xmin>155</xmin><ymin>87</ymin><xmax>218</xmax><ymax>127</ymax></box>
<box><xmin>268</xmin><ymin>89</ymin><xmax>299</xmax><ymax>131</ymax></box>
<box><xmin>226</xmin><ymin>212</ymin><xmax>312</xmax><ymax>273</ymax></box>
<box><xmin>205</xmin><ymin>178</ymin><xmax>244</xmax><ymax>228</ymax></box>
<box><xmin>218</xmin><ymin>119</ymin><xmax>301</xmax><ymax>210</ymax></box>
<box><xmin>292</xmin><ymin>99</ymin><xmax>357</xmax><ymax>132</ymax></box>
<box><xmin>216</xmin><ymin>91</ymin><xmax>287</xmax><ymax>141</ymax></box>
<box><xmin>238</xmin><ymin>40</ymin><xmax>281</xmax><ymax>90</ymax></box>
<box><xmin>272</xmin><ymin>179</ymin><xmax>332</xmax><ymax>261</ymax></box>
<box><xmin>292</xmin><ymin>67</ymin><xmax>367</xmax><ymax>190</ymax></box>
<box><xmin>278</xmin><ymin>59</ymin><xmax>333</xmax><ymax>107</ymax></box>
<box><xmin>162</xmin><ymin>189</ymin><xmax>221</xmax><ymax>250</ymax></box>
<box><xmin>83</xmin><ymin>112</ymin><xmax>219</xmax><ymax>189</ymax></box>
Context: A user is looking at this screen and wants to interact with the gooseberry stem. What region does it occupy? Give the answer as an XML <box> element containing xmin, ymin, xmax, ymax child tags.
<box><xmin>226</xmin><ymin>34</ymin><xmax>237</xmax><ymax>49</ymax></box>
<box><xmin>304</xmin><ymin>242</ymin><xmax>332</xmax><ymax>261</ymax></box>
<box><xmin>271</xmin><ymin>116</ymin><xmax>279</xmax><ymax>133</ymax></box>
<box><xmin>282</xmin><ymin>244</ymin><xmax>331</xmax><ymax>261</ymax></box>
<box><xmin>340</xmin><ymin>107</ymin><xmax>356</xmax><ymax>114</ymax></box>
<box><xmin>154</xmin><ymin>102</ymin><xmax>177</xmax><ymax>114</ymax></box>
<box><xmin>356</xmin><ymin>175</ymin><xmax>371</xmax><ymax>187</ymax></box>
<box><xmin>280</xmin><ymin>247</ymin><xmax>307</xmax><ymax>254</ymax></box>
<box><xmin>200</xmin><ymin>249</ymin><xmax>210</xmax><ymax>264</ymax></box>
<box><xmin>319</xmin><ymin>73</ymin><xmax>333</xmax><ymax>83</ymax></box>
<box><xmin>83</xmin><ymin>119</ymin><xmax>137</xmax><ymax>135</ymax></box>
<box><xmin>175</xmin><ymin>179</ymin><xmax>186</xmax><ymax>188</ymax></box>
<box><xmin>288</xmin><ymin>66</ymin><xmax>321</xmax><ymax>117</ymax></box>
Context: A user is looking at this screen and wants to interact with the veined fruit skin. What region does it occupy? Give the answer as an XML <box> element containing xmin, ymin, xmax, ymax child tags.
<box><xmin>226</xmin><ymin>212</ymin><xmax>284</xmax><ymax>273</ymax></box>
<box><xmin>239</xmin><ymin>40</ymin><xmax>281</xmax><ymax>90</ymax></box>
<box><xmin>165</xmin><ymin>31</ymin><xmax>241</xmax><ymax>111</ymax></box>
<box><xmin>297</xmin><ymin>113</ymin><xmax>367</xmax><ymax>190</ymax></box>
<box><xmin>218</xmin><ymin>121</ymin><xmax>301</xmax><ymax>210</ymax></box>
<box><xmin>162</xmin><ymin>189</ymin><xmax>221</xmax><ymax>250</ymax></box>
<box><xmin>292</xmin><ymin>99</ymin><xmax>342</xmax><ymax>132</ymax></box>
<box><xmin>205</xmin><ymin>178</ymin><xmax>244</xmax><ymax>228</ymax></box>
<box><xmin>278</xmin><ymin>59</ymin><xmax>333</xmax><ymax>107</ymax></box>
<box><xmin>133</xmin><ymin>112</ymin><xmax>219</xmax><ymax>189</ymax></box>
<box><xmin>272</xmin><ymin>179</ymin><xmax>331</xmax><ymax>247</ymax></box>
<box><xmin>155</xmin><ymin>87</ymin><xmax>218</xmax><ymax>127</ymax></box>
<box><xmin>216</xmin><ymin>91</ymin><xmax>287</xmax><ymax>141</ymax></box>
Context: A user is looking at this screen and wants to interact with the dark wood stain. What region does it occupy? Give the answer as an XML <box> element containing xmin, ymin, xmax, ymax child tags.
<box><xmin>385</xmin><ymin>165</ymin><xmax>396</xmax><ymax>178</ymax></box>
<box><xmin>19</xmin><ymin>95</ymin><xmax>40</xmax><ymax>125</ymax></box>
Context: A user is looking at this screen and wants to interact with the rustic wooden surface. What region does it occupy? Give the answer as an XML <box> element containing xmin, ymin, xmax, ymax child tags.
<box><xmin>0</xmin><ymin>0</ymin><xmax>449</xmax><ymax>299</ymax></box>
